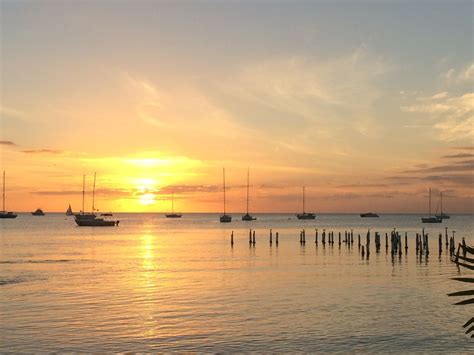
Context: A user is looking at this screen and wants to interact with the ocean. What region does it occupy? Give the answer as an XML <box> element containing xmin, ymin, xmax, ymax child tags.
<box><xmin>1</xmin><ymin>213</ymin><xmax>472</xmax><ymax>352</ymax></box>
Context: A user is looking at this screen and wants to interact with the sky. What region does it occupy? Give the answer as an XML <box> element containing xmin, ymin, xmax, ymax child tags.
<box><xmin>0</xmin><ymin>0</ymin><xmax>473</xmax><ymax>213</ymax></box>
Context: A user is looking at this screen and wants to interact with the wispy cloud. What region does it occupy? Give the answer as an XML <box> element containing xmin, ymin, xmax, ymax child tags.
<box><xmin>0</xmin><ymin>140</ymin><xmax>16</xmax><ymax>146</ymax></box>
<box><xmin>443</xmin><ymin>153</ymin><xmax>474</xmax><ymax>159</ymax></box>
<box><xmin>21</xmin><ymin>149</ymin><xmax>64</xmax><ymax>154</ymax></box>
<box><xmin>401</xmin><ymin>92</ymin><xmax>474</xmax><ymax>141</ymax></box>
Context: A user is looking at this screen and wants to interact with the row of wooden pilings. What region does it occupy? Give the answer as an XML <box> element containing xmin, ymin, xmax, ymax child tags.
<box><xmin>230</xmin><ymin>227</ymin><xmax>459</xmax><ymax>256</ymax></box>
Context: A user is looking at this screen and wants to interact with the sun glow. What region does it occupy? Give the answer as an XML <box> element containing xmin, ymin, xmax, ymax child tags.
<box><xmin>139</xmin><ymin>193</ymin><xmax>156</xmax><ymax>206</ymax></box>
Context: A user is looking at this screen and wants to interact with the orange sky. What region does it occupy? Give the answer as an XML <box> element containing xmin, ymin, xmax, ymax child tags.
<box><xmin>1</xmin><ymin>1</ymin><xmax>473</xmax><ymax>213</ymax></box>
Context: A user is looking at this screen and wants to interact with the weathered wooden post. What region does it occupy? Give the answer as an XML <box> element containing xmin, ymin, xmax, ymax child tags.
<box><xmin>361</xmin><ymin>245</ymin><xmax>365</xmax><ymax>257</ymax></box>
<box><xmin>303</xmin><ymin>229</ymin><xmax>306</xmax><ymax>244</ymax></box>
<box><xmin>231</xmin><ymin>231</ymin><xmax>234</xmax><ymax>246</ymax></box>
<box><xmin>351</xmin><ymin>229</ymin><xmax>354</xmax><ymax>244</ymax></box>
<box><xmin>276</xmin><ymin>232</ymin><xmax>279</xmax><ymax>246</ymax></box>
<box><xmin>385</xmin><ymin>233</ymin><xmax>388</xmax><ymax>251</ymax></box>
<box><xmin>249</xmin><ymin>229</ymin><xmax>252</xmax><ymax>245</ymax></box>
<box><xmin>315</xmin><ymin>229</ymin><xmax>318</xmax><ymax>244</ymax></box>
<box><xmin>338</xmin><ymin>232</ymin><xmax>341</xmax><ymax>246</ymax></box>
<box><xmin>358</xmin><ymin>234</ymin><xmax>361</xmax><ymax>248</ymax></box>
<box><xmin>405</xmin><ymin>232</ymin><xmax>408</xmax><ymax>252</ymax></box>
<box><xmin>445</xmin><ymin>227</ymin><xmax>448</xmax><ymax>247</ymax></box>
<box><xmin>438</xmin><ymin>233</ymin><xmax>442</xmax><ymax>254</ymax></box>
<box><xmin>270</xmin><ymin>229</ymin><xmax>272</xmax><ymax>245</ymax></box>
<box><xmin>425</xmin><ymin>233</ymin><xmax>429</xmax><ymax>255</ymax></box>
<box><xmin>252</xmin><ymin>230</ymin><xmax>256</xmax><ymax>245</ymax></box>
<box><xmin>322</xmin><ymin>229</ymin><xmax>326</xmax><ymax>245</ymax></box>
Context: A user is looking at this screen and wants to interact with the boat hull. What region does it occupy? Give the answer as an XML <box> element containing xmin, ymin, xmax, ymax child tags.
<box><xmin>166</xmin><ymin>214</ymin><xmax>182</xmax><ymax>218</ymax></box>
<box><xmin>242</xmin><ymin>214</ymin><xmax>256</xmax><ymax>221</ymax></box>
<box><xmin>220</xmin><ymin>215</ymin><xmax>232</xmax><ymax>223</ymax></box>
<box><xmin>421</xmin><ymin>217</ymin><xmax>442</xmax><ymax>223</ymax></box>
<box><xmin>75</xmin><ymin>218</ymin><xmax>118</xmax><ymax>227</ymax></box>
<box><xmin>360</xmin><ymin>213</ymin><xmax>379</xmax><ymax>218</ymax></box>
<box><xmin>0</xmin><ymin>212</ymin><xmax>17</xmax><ymax>219</ymax></box>
<box><xmin>296</xmin><ymin>213</ymin><xmax>316</xmax><ymax>220</ymax></box>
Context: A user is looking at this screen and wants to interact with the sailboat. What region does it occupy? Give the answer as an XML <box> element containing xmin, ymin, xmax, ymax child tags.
<box><xmin>435</xmin><ymin>191</ymin><xmax>450</xmax><ymax>219</ymax></box>
<box><xmin>296</xmin><ymin>186</ymin><xmax>315</xmax><ymax>220</ymax></box>
<box><xmin>166</xmin><ymin>192</ymin><xmax>182</xmax><ymax>218</ymax></box>
<box><xmin>242</xmin><ymin>168</ymin><xmax>256</xmax><ymax>221</ymax></box>
<box><xmin>66</xmin><ymin>204</ymin><xmax>73</xmax><ymax>216</ymax></box>
<box><xmin>74</xmin><ymin>173</ymin><xmax>119</xmax><ymax>227</ymax></box>
<box><xmin>0</xmin><ymin>171</ymin><xmax>17</xmax><ymax>219</ymax></box>
<box><xmin>220</xmin><ymin>168</ymin><xmax>232</xmax><ymax>223</ymax></box>
<box><xmin>421</xmin><ymin>187</ymin><xmax>442</xmax><ymax>223</ymax></box>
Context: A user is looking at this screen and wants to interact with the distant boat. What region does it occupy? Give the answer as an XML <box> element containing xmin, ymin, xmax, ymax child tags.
<box><xmin>242</xmin><ymin>168</ymin><xmax>256</xmax><ymax>221</ymax></box>
<box><xmin>220</xmin><ymin>168</ymin><xmax>232</xmax><ymax>223</ymax></box>
<box><xmin>166</xmin><ymin>192</ymin><xmax>182</xmax><ymax>218</ymax></box>
<box><xmin>360</xmin><ymin>212</ymin><xmax>379</xmax><ymax>218</ymax></box>
<box><xmin>296</xmin><ymin>186</ymin><xmax>315</xmax><ymax>220</ymax></box>
<box><xmin>66</xmin><ymin>204</ymin><xmax>73</xmax><ymax>216</ymax></box>
<box><xmin>0</xmin><ymin>171</ymin><xmax>17</xmax><ymax>219</ymax></box>
<box><xmin>421</xmin><ymin>188</ymin><xmax>442</xmax><ymax>223</ymax></box>
<box><xmin>100</xmin><ymin>213</ymin><xmax>113</xmax><ymax>217</ymax></box>
<box><xmin>32</xmin><ymin>208</ymin><xmax>45</xmax><ymax>216</ymax></box>
<box><xmin>74</xmin><ymin>173</ymin><xmax>119</xmax><ymax>227</ymax></box>
<box><xmin>435</xmin><ymin>191</ymin><xmax>450</xmax><ymax>220</ymax></box>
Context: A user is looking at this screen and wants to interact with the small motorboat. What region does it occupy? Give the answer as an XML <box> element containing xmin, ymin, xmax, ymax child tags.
<box><xmin>32</xmin><ymin>208</ymin><xmax>45</xmax><ymax>216</ymax></box>
<box><xmin>360</xmin><ymin>212</ymin><xmax>379</xmax><ymax>218</ymax></box>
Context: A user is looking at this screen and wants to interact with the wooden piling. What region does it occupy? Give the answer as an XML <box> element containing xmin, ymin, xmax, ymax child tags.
<box><xmin>231</xmin><ymin>231</ymin><xmax>234</xmax><ymax>246</ymax></box>
<box><xmin>405</xmin><ymin>232</ymin><xmax>408</xmax><ymax>252</ymax></box>
<box><xmin>276</xmin><ymin>232</ymin><xmax>279</xmax><ymax>245</ymax></box>
<box><xmin>315</xmin><ymin>229</ymin><xmax>318</xmax><ymax>244</ymax></box>
<box><xmin>252</xmin><ymin>230</ymin><xmax>256</xmax><ymax>245</ymax></box>
<box><xmin>270</xmin><ymin>229</ymin><xmax>272</xmax><ymax>245</ymax></box>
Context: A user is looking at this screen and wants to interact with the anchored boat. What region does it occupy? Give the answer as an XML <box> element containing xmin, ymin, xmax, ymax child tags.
<box><xmin>74</xmin><ymin>173</ymin><xmax>119</xmax><ymax>227</ymax></box>
<box><xmin>421</xmin><ymin>188</ymin><xmax>442</xmax><ymax>223</ymax></box>
<box><xmin>166</xmin><ymin>192</ymin><xmax>182</xmax><ymax>218</ymax></box>
<box><xmin>32</xmin><ymin>208</ymin><xmax>45</xmax><ymax>216</ymax></box>
<box><xmin>0</xmin><ymin>171</ymin><xmax>17</xmax><ymax>219</ymax></box>
<box><xmin>360</xmin><ymin>212</ymin><xmax>379</xmax><ymax>218</ymax></box>
<box><xmin>435</xmin><ymin>191</ymin><xmax>450</xmax><ymax>220</ymax></box>
<box><xmin>66</xmin><ymin>204</ymin><xmax>74</xmax><ymax>216</ymax></box>
<box><xmin>242</xmin><ymin>168</ymin><xmax>256</xmax><ymax>221</ymax></box>
<box><xmin>296</xmin><ymin>186</ymin><xmax>315</xmax><ymax>220</ymax></box>
<box><xmin>220</xmin><ymin>168</ymin><xmax>232</xmax><ymax>223</ymax></box>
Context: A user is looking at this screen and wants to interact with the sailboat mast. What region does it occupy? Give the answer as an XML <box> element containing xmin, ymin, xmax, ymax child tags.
<box><xmin>2</xmin><ymin>171</ymin><xmax>5</xmax><ymax>212</ymax></box>
<box><xmin>428</xmin><ymin>187</ymin><xmax>431</xmax><ymax>217</ymax></box>
<box><xmin>440</xmin><ymin>191</ymin><xmax>443</xmax><ymax>215</ymax></box>
<box><xmin>92</xmin><ymin>172</ymin><xmax>96</xmax><ymax>213</ymax></box>
<box><xmin>303</xmin><ymin>186</ymin><xmax>305</xmax><ymax>213</ymax></box>
<box><xmin>82</xmin><ymin>174</ymin><xmax>85</xmax><ymax>215</ymax></box>
<box><xmin>223</xmin><ymin>168</ymin><xmax>226</xmax><ymax>215</ymax></box>
<box><xmin>246</xmin><ymin>168</ymin><xmax>249</xmax><ymax>214</ymax></box>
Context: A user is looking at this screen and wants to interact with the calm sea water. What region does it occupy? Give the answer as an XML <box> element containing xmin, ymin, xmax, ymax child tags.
<box><xmin>1</xmin><ymin>213</ymin><xmax>472</xmax><ymax>352</ymax></box>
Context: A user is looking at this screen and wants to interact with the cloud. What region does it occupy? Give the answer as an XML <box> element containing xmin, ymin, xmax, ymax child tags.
<box><xmin>21</xmin><ymin>149</ymin><xmax>64</xmax><ymax>154</ymax></box>
<box><xmin>31</xmin><ymin>187</ymin><xmax>131</xmax><ymax>197</ymax></box>
<box><xmin>401</xmin><ymin>92</ymin><xmax>474</xmax><ymax>141</ymax></box>
<box><xmin>0</xmin><ymin>140</ymin><xmax>16</xmax><ymax>146</ymax></box>
<box><xmin>443</xmin><ymin>153</ymin><xmax>474</xmax><ymax>159</ymax></box>
<box><xmin>404</xmin><ymin>160</ymin><xmax>474</xmax><ymax>173</ymax></box>
<box><xmin>158</xmin><ymin>184</ymin><xmax>220</xmax><ymax>194</ymax></box>
<box><xmin>0</xmin><ymin>105</ymin><xmax>24</xmax><ymax>119</ymax></box>
<box><xmin>441</xmin><ymin>62</ymin><xmax>474</xmax><ymax>84</ymax></box>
